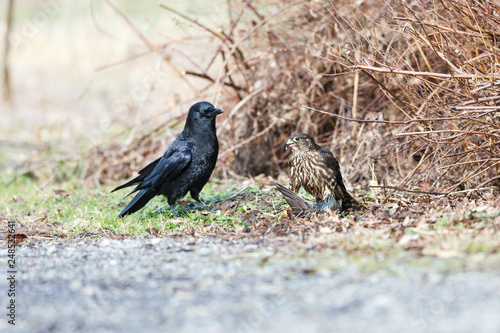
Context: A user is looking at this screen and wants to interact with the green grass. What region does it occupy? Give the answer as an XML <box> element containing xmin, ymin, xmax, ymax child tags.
<box><xmin>2</xmin><ymin>173</ymin><xmax>500</xmax><ymax>272</ymax></box>
<box><xmin>0</xmin><ymin>175</ymin><xmax>283</xmax><ymax>236</ymax></box>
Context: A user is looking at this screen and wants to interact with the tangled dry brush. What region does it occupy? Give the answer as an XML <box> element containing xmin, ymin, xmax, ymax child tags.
<box><xmin>86</xmin><ymin>0</ymin><xmax>500</xmax><ymax>198</ymax></box>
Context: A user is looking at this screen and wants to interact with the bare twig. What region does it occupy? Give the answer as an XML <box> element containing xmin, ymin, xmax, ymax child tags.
<box><xmin>303</xmin><ymin>106</ymin><xmax>481</xmax><ymax>124</ymax></box>
<box><xmin>103</xmin><ymin>0</ymin><xmax>196</xmax><ymax>91</ymax></box>
<box><xmin>3</xmin><ymin>0</ymin><xmax>14</xmax><ymax>104</ymax></box>
<box><xmin>220</xmin><ymin>118</ymin><xmax>278</xmax><ymax>159</ymax></box>
<box><xmin>352</xmin><ymin>64</ymin><xmax>500</xmax><ymax>80</ymax></box>
<box><xmin>369</xmin><ymin>185</ymin><xmax>446</xmax><ymax>195</ymax></box>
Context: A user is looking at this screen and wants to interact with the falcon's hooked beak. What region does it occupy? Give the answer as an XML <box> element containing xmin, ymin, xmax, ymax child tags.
<box><xmin>285</xmin><ymin>139</ymin><xmax>294</xmax><ymax>151</ymax></box>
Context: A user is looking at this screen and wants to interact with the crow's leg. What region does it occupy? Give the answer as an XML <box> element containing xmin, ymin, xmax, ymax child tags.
<box><xmin>191</xmin><ymin>191</ymin><xmax>213</xmax><ymax>211</ymax></box>
<box><xmin>197</xmin><ymin>199</ymin><xmax>213</xmax><ymax>211</ymax></box>
<box><xmin>170</xmin><ymin>204</ymin><xmax>179</xmax><ymax>218</ymax></box>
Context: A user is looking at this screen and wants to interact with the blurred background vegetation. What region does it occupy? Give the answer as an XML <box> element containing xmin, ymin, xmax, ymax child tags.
<box><xmin>2</xmin><ymin>0</ymin><xmax>500</xmax><ymax>199</ymax></box>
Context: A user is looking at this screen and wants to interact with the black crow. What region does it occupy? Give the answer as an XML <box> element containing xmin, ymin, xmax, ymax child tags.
<box><xmin>112</xmin><ymin>101</ymin><xmax>223</xmax><ymax>218</ymax></box>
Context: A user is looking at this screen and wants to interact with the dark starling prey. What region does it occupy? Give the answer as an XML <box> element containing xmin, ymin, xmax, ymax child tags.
<box><xmin>275</xmin><ymin>183</ymin><xmax>338</xmax><ymax>217</ymax></box>
<box><xmin>112</xmin><ymin>101</ymin><xmax>223</xmax><ymax>218</ymax></box>
<box><xmin>276</xmin><ymin>132</ymin><xmax>364</xmax><ymax>216</ymax></box>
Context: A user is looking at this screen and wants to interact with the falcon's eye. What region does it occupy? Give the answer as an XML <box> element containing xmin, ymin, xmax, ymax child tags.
<box><xmin>294</xmin><ymin>137</ymin><xmax>301</xmax><ymax>142</ymax></box>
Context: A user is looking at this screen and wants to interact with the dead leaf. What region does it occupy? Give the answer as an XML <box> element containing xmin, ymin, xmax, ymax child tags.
<box><xmin>54</xmin><ymin>189</ymin><xmax>69</xmax><ymax>196</ymax></box>
<box><xmin>112</xmin><ymin>234</ymin><xmax>129</xmax><ymax>240</ymax></box>
<box><xmin>5</xmin><ymin>233</ymin><xmax>28</xmax><ymax>245</ymax></box>
<box><xmin>145</xmin><ymin>227</ymin><xmax>159</xmax><ymax>236</ymax></box>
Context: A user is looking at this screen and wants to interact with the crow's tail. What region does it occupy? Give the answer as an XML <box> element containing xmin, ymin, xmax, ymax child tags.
<box><xmin>111</xmin><ymin>177</ymin><xmax>141</xmax><ymax>193</ymax></box>
<box><xmin>118</xmin><ymin>189</ymin><xmax>155</xmax><ymax>217</ymax></box>
<box><xmin>275</xmin><ymin>183</ymin><xmax>314</xmax><ymax>217</ymax></box>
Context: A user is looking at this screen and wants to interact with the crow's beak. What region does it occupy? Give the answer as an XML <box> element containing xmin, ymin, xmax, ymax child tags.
<box><xmin>285</xmin><ymin>139</ymin><xmax>293</xmax><ymax>151</ymax></box>
<box><xmin>208</xmin><ymin>108</ymin><xmax>223</xmax><ymax>117</ymax></box>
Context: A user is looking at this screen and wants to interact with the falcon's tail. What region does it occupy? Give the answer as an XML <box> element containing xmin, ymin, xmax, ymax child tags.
<box><xmin>341</xmin><ymin>191</ymin><xmax>366</xmax><ymax>212</ymax></box>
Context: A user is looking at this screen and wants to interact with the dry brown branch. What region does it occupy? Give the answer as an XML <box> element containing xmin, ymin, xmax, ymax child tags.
<box><xmin>304</xmin><ymin>106</ymin><xmax>481</xmax><ymax>124</ymax></box>
<box><xmin>220</xmin><ymin>118</ymin><xmax>278</xmax><ymax>159</ymax></box>
<box><xmin>159</xmin><ymin>3</ymin><xmax>226</xmax><ymax>41</ymax></box>
<box><xmin>353</xmin><ymin>64</ymin><xmax>500</xmax><ymax>80</ymax></box>
<box><xmin>3</xmin><ymin>0</ymin><xmax>14</xmax><ymax>104</ymax></box>
<box><xmin>184</xmin><ymin>70</ymin><xmax>244</xmax><ymax>91</ymax></box>
<box><xmin>369</xmin><ymin>185</ymin><xmax>447</xmax><ymax>195</ymax></box>
<box><xmin>103</xmin><ymin>0</ymin><xmax>197</xmax><ymax>91</ymax></box>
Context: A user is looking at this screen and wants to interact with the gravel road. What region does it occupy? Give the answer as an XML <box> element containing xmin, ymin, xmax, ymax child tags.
<box><xmin>2</xmin><ymin>237</ymin><xmax>500</xmax><ymax>333</ymax></box>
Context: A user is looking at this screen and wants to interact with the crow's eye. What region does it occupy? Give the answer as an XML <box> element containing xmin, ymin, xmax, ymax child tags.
<box><xmin>200</xmin><ymin>110</ymin><xmax>206</xmax><ymax>116</ymax></box>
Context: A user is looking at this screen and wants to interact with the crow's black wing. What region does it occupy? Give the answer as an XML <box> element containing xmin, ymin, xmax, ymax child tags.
<box><xmin>132</xmin><ymin>140</ymin><xmax>192</xmax><ymax>194</ymax></box>
<box><xmin>111</xmin><ymin>158</ymin><xmax>161</xmax><ymax>193</ymax></box>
